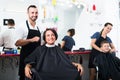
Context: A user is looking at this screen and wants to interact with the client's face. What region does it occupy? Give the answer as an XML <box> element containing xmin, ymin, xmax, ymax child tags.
<box><xmin>101</xmin><ymin>43</ymin><xmax>110</xmax><ymax>53</ymax></box>
<box><xmin>45</xmin><ymin>30</ymin><xmax>56</xmax><ymax>45</ymax></box>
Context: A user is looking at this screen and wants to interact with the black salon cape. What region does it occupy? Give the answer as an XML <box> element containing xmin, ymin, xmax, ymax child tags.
<box><xmin>25</xmin><ymin>45</ymin><xmax>81</xmax><ymax>80</ymax></box>
<box><xmin>94</xmin><ymin>52</ymin><xmax>120</xmax><ymax>80</ymax></box>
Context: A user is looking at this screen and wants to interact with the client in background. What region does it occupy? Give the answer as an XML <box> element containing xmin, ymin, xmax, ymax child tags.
<box><xmin>61</xmin><ymin>28</ymin><xmax>75</xmax><ymax>51</ymax></box>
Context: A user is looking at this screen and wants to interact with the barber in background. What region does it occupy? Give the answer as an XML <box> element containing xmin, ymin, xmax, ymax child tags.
<box><xmin>0</xmin><ymin>19</ymin><xmax>17</xmax><ymax>49</ymax></box>
<box><xmin>15</xmin><ymin>5</ymin><xmax>41</xmax><ymax>80</ymax></box>
<box><xmin>61</xmin><ymin>28</ymin><xmax>75</xmax><ymax>51</ymax></box>
<box><xmin>88</xmin><ymin>22</ymin><xmax>116</xmax><ymax>80</ymax></box>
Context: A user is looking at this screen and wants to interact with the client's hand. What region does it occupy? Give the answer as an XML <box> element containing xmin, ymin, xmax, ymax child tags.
<box><xmin>72</xmin><ymin>62</ymin><xmax>84</xmax><ymax>76</ymax></box>
<box><xmin>25</xmin><ymin>64</ymin><xmax>32</xmax><ymax>79</ymax></box>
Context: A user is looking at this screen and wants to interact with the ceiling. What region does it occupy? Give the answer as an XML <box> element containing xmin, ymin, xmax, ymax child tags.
<box><xmin>0</xmin><ymin>0</ymin><xmax>85</xmax><ymax>12</ymax></box>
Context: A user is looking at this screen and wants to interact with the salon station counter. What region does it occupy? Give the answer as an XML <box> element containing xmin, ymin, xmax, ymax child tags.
<box><xmin>0</xmin><ymin>50</ymin><xmax>91</xmax><ymax>80</ymax></box>
<box><xmin>0</xmin><ymin>54</ymin><xmax>20</xmax><ymax>80</ymax></box>
<box><xmin>65</xmin><ymin>50</ymin><xmax>91</xmax><ymax>80</ymax></box>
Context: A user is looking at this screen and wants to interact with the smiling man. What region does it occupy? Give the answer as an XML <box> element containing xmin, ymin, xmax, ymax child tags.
<box><xmin>15</xmin><ymin>5</ymin><xmax>41</xmax><ymax>80</ymax></box>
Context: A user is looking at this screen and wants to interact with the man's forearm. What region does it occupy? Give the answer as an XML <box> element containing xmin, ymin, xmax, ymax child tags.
<box><xmin>15</xmin><ymin>39</ymin><xmax>31</xmax><ymax>46</ymax></box>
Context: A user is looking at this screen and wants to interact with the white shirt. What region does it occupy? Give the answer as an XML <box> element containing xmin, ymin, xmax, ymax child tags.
<box><xmin>0</xmin><ymin>27</ymin><xmax>17</xmax><ymax>49</ymax></box>
<box><xmin>15</xmin><ymin>20</ymin><xmax>46</xmax><ymax>45</ymax></box>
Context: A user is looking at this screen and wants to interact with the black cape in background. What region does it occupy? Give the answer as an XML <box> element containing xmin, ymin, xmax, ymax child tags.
<box><xmin>25</xmin><ymin>45</ymin><xmax>81</xmax><ymax>80</ymax></box>
<box><xmin>94</xmin><ymin>52</ymin><xmax>120</xmax><ymax>80</ymax></box>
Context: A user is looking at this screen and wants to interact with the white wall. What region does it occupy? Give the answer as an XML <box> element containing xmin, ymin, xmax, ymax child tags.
<box><xmin>73</xmin><ymin>0</ymin><xmax>120</xmax><ymax>58</ymax></box>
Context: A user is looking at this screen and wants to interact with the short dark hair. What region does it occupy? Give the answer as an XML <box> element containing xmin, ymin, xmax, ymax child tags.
<box><xmin>8</xmin><ymin>19</ymin><xmax>15</xmax><ymax>25</ymax></box>
<box><xmin>43</xmin><ymin>28</ymin><xmax>58</xmax><ymax>42</ymax></box>
<box><xmin>67</xmin><ymin>28</ymin><xmax>75</xmax><ymax>36</ymax></box>
<box><xmin>100</xmin><ymin>40</ymin><xmax>110</xmax><ymax>47</ymax></box>
<box><xmin>27</xmin><ymin>5</ymin><xmax>37</xmax><ymax>12</ymax></box>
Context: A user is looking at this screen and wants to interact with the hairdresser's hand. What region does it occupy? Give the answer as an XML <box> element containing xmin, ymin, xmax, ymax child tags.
<box><xmin>25</xmin><ymin>64</ymin><xmax>32</xmax><ymax>79</ymax></box>
<box><xmin>29</xmin><ymin>36</ymin><xmax>40</xmax><ymax>42</ymax></box>
<box><xmin>109</xmin><ymin>49</ymin><xmax>116</xmax><ymax>53</ymax></box>
<box><xmin>99</xmin><ymin>49</ymin><xmax>104</xmax><ymax>52</ymax></box>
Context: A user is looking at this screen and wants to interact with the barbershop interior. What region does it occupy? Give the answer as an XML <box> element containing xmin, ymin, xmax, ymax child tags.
<box><xmin>0</xmin><ymin>0</ymin><xmax>120</xmax><ymax>80</ymax></box>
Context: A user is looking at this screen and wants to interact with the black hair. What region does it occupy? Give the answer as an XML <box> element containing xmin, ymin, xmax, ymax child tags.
<box><xmin>8</xmin><ymin>19</ymin><xmax>15</xmax><ymax>25</ymax></box>
<box><xmin>27</xmin><ymin>5</ymin><xmax>37</xmax><ymax>12</ymax></box>
<box><xmin>43</xmin><ymin>28</ymin><xmax>58</xmax><ymax>42</ymax></box>
<box><xmin>67</xmin><ymin>28</ymin><xmax>75</xmax><ymax>36</ymax></box>
<box><xmin>100</xmin><ymin>40</ymin><xmax>110</xmax><ymax>47</ymax></box>
<box><xmin>104</xmin><ymin>22</ymin><xmax>113</xmax><ymax>27</ymax></box>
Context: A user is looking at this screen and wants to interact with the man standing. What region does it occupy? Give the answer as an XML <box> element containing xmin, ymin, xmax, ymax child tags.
<box><xmin>15</xmin><ymin>5</ymin><xmax>41</xmax><ymax>80</ymax></box>
<box><xmin>0</xmin><ymin>19</ymin><xmax>17</xmax><ymax>49</ymax></box>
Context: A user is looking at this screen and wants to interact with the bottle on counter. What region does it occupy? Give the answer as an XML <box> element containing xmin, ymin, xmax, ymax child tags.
<box><xmin>17</xmin><ymin>47</ymin><xmax>21</xmax><ymax>54</ymax></box>
<box><xmin>13</xmin><ymin>48</ymin><xmax>18</xmax><ymax>54</ymax></box>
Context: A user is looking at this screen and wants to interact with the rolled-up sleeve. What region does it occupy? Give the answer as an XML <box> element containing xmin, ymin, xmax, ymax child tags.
<box><xmin>91</xmin><ymin>32</ymin><xmax>100</xmax><ymax>39</ymax></box>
